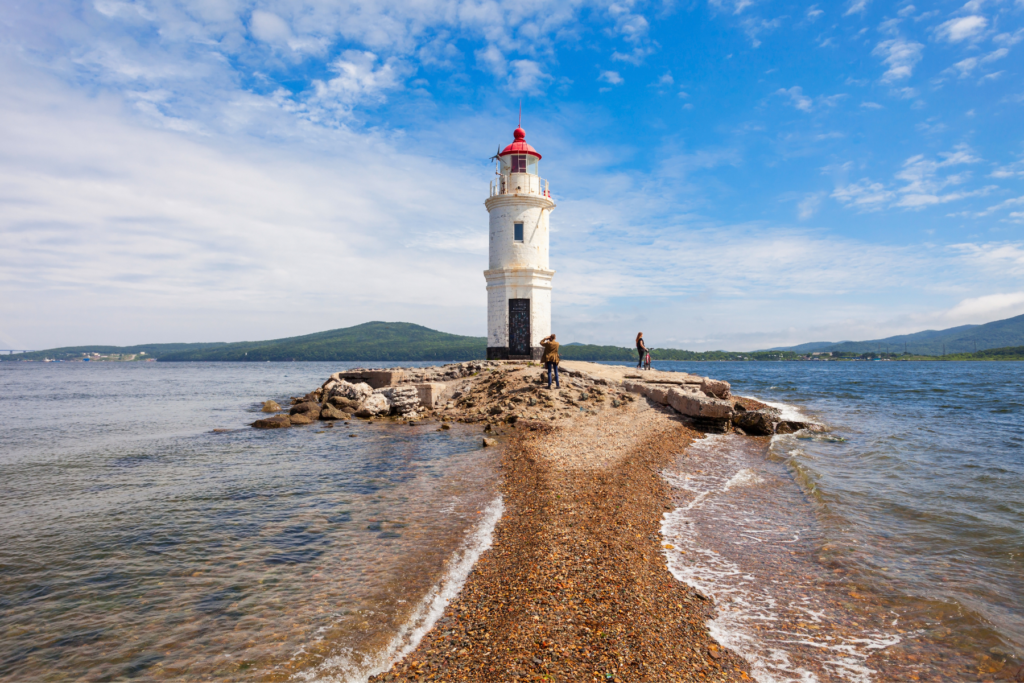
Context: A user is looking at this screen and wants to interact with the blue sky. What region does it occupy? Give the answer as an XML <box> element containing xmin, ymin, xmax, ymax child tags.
<box><xmin>1</xmin><ymin>0</ymin><xmax>1022</xmax><ymax>351</ymax></box>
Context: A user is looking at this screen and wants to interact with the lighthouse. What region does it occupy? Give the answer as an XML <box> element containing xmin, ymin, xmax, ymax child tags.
<box><xmin>484</xmin><ymin>124</ymin><xmax>556</xmax><ymax>360</ymax></box>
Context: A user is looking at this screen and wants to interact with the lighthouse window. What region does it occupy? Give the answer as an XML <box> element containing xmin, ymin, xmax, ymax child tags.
<box><xmin>511</xmin><ymin>155</ymin><xmax>527</xmax><ymax>173</ymax></box>
<box><xmin>514</xmin><ymin>222</ymin><xmax>524</xmax><ymax>242</ymax></box>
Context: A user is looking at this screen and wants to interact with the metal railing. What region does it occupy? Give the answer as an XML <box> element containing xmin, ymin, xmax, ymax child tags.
<box><xmin>489</xmin><ymin>174</ymin><xmax>551</xmax><ymax>198</ymax></box>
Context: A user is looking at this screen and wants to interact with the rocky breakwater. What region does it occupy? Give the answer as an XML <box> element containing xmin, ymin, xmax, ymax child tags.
<box><xmin>251</xmin><ymin>362</ymin><xmax>496</xmax><ymax>429</ymax></box>
<box><xmin>621</xmin><ymin>372</ymin><xmax>816</xmax><ymax>435</ymax></box>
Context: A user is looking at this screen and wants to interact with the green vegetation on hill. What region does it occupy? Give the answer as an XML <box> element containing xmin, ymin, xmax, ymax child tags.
<box><xmin>157</xmin><ymin>322</ymin><xmax>487</xmax><ymax>362</ymax></box>
<box><xmin>7</xmin><ymin>324</ymin><xmax>1024</xmax><ymax>364</ymax></box>
<box><xmin>1</xmin><ymin>342</ymin><xmax>226</xmax><ymax>362</ymax></box>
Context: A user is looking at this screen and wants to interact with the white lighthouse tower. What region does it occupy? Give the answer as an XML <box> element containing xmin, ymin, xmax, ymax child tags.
<box><xmin>485</xmin><ymin>124</ymin><xmax>556</xmax><ymax>360</ymax></box>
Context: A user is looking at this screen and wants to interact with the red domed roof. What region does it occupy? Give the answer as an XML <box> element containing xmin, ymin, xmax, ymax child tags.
<box><xmin>499</xmin><ymin>126</ymin><xmax>541</xmax><ymax>159</ymax></box>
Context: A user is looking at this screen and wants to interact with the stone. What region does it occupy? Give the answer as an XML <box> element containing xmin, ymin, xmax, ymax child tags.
<box><xmin>253</xmin><ymin>415</ymin><xmax>291</xmax><ymax>429</ymax></box>
<box><xmin>441</xmin><ymin>423</ymin><xmax>451</xmax><ymax>430</ymax></box>
<box><xmin>377</xmin><ymin>386</ymin><xmax>420</xmax><ymax>416</ymax></box>
<box><xmin>666</xmin><ymin>388</ymin><xmax>734</xmax><ymax>420</ymax></box>
<box><xmin>261</xmin><ymin>400</ymin><xmax>281</xmax><ymax>413</ymax></box>
<box><xmin>733</xmin><ymin>409</ymin><xmax>776</xmax><ymax>436</ymax></box>
<box><xmin>775</xmin><ymin>420</ymin><xmax>811</xmax><ymax>434</ymax></box>
<box><xmin>414</xmin><ymin>382</ymin><xmax>448</xmax><ymax>408</ymax></box>
<box><xmin>329</xmin><ymin>396</ymin><xmax>361</xmax><ymax>411</ymax></box>
<box><xmin>482</xmin><ymin>437</ymin><xmax>497</xmax><ymax>447</ymax></box>
<box><xmin>332</xmin><ymin>369</ymin><xmax>406</xmax><ymax>389</ymax></box>
<box><xmin>329</xmin><ymin>380</ymin><xmax>373</xmax><ymax>403</ymax></box>
<box><xmin>701</xmin><ymin>377</ymin><xmax>732</xmax><ymax>399</ymax></box>
<box><xmin>320</xmin><ymin>403</ymin><xmax>345</xmax><ymax>420</ymax></box>
<box><xmin>290</xmin><ymin>401</ymin><xmax>321</xmax><ymax>416</ymax></box>
<box><xmin>354</xmin><ymin>392</ymin><xmax>391</xmax><ymax>418</ymax></box>
<box><xmin>289</xmin><ymin>413</ymin><xmax>313</xmax><ymax>425</ymax></box>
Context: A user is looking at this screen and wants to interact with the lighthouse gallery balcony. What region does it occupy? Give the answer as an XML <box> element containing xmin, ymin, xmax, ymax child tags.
<box><xmin>489</xmin><ymin>173</ymin><xmax>551</xmax><ymax>198</ymax></box>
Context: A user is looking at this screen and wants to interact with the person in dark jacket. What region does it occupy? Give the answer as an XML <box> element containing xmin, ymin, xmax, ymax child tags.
<box><xmin>636</xmin><ymin>332</ymin><xmax>648</xmax><ymax>369</ymax></box>
<box><xmin>540</xmin><ymin>334</ymin><xmax>560</xmax><ymax>389</ymax></box>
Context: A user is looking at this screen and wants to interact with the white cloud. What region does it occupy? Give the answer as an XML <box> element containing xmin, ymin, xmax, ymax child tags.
<box><xmin>598</xmin><ymin>70</ymin><xmax>624</xmax><ymax>86</ymax></box>
<box><xmin>309</xmin><ymin>51</ymin><xmax>407</xmax><ymax>116</ymax></box>
<box><xmin>797</xmin><ymin>192</ymin><xmax>824</xmax><ymax>219</ymax></box>
<box><xmin>831</xmin><ymin>180</ymin><xmax>896</xmax><ymax>209</ymax></box>
<box><xmin>845</xmin><ymin>0</ymin><xmax>870</xmax><ymax>16</ymax></box>
<box><xmin>860</xmin><ymin>101</ymin><xmax>884</xmax><ymax>109</ymax></box>
<box><xmin>775</xmin><ymin>86</ymin><xmax>846</xmax><ymax>112</ymax></box>
<box><xmin>508</xmin><ymin>59</ymin><xmax>552</xmax><ymax>94</ymax></box>
<box><xmin>833</xmin><ymin>146</ymin><xmax>993</xmax><ymax>211</ymax></box>
<box><xmin>776</xmin><ymin>86</ymin><xmax>813</xmax><ymax>111</ymax></box>
<box><xmin>807</xmin><ymin>5</ymin><xmax>824</xmax><ymax>20</ymax></box>
<box><xmin>612</xmin><ymin>46</ymin><xmax>656</xmax><ymax>65</ymax></box>
<box><xmin>936</xmin><ymin>15</ymin><xmax>988</xmax><ymax>43</ymax></box>
<box><xmin>873</xmin><ymin>37</ymin><xmax>924</xmax><ymax>82</ymax></box>
<box><xmin>942</xmin><ymin>291</ymin><xmax>1024</xmax><ymax>322</ymax></box>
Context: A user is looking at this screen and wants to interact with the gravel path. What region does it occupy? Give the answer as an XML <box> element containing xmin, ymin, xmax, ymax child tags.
<box><xmin>370</xmin><ymin>396</ymin><xmax>751</xmax><ymax>683</ymax></box>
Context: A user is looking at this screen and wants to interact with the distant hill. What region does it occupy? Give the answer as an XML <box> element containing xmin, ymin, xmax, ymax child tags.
<box><xmin>767</xmin><ymin>314</ymin><xmax>1024</xmax><ymax>356</ymax></box>
<box><xmin>1</xmin><ymin>342</ymin><xmax>226</xmax><ymax>362</ymax></box>
<box><xmin>156</xmin><ymin>322</ymin><xmax>487</xmax><ymax>362</ymax></box>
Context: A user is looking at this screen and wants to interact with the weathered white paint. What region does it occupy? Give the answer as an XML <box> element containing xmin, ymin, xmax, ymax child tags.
<box><xmin>484</xmin><ymin>162</ymin><xmax>556</xmax><ymax>357</ymax></box>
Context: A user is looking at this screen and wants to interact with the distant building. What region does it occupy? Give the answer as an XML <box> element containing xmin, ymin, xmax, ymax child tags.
<box><xmin>484</xmin><ymin>124</ymin><xmax>555</xmax><ymax>360</ymax></box>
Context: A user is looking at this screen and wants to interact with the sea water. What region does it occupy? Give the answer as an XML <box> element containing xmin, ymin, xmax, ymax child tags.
<box><xmin>0</xmin><ymin>362</ymin><xmax>500</xmax><ymax>683</ymax></box>
<box><xmin>634</xmin><ymin>361</ymin><xmax>1024</xmax><ymax>683</ymax></box>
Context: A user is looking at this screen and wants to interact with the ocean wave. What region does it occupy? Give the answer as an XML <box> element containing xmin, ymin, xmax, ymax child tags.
<box><xmin>661</xmin><ymin>435</ymin><xmax>900</xmax><ymax>683</ymax></box>
<box><xmin>295</xmin><ymin>496</ymin><xmax>504</xmax><ymax>683</ymax></box>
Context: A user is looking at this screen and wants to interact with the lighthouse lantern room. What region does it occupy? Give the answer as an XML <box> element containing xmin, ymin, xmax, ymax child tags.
<box><xmin>484</xmin><ymin>124</ymin><xmax>556</xmax><ymax>360</ymax></box>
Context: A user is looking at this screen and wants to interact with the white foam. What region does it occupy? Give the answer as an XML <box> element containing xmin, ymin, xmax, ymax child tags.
<box><xmin>660</xmin><ymin>434</ymin><xmax>899</xmax><ymax>683</ymax></box>
<box><xmin>757</xmin><ymin>399</ymin><xmax>822</xmax><ymax>426</ymax></box>
<box><xmin>725</xmin><ymin>468</ymin><xmax>765</xmax><ymax>490</ymax></box>
<box><xmin>295</xmin><ymin>496</ymin><xmax>504</xmax><ymax>683</ymax></box>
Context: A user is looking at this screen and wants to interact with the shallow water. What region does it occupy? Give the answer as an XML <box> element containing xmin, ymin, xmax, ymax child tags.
<box><xmin>0</xmin><ymin>362</ymin><xmax>499</xmax><ymax>682</ymax></box>
<box><xmin>631</xmin><ymin>361</ymin><xmax>1024</xmax><ymax>682</ymax></box>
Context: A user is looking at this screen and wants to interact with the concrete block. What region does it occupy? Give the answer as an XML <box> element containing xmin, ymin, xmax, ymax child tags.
<box><xmin>334</xmin><ymin>370</ymin><xmax>406</xmax><ymax>389</ymax></box>
<box><xmin>667</xmin><ymin>388</ymin><xmax>734</xmax><ymax>420</ymax></box>
<box><xmin>414</xmin><ymin>382</ymin><xmax>448</xmax><ymax>408</ymax></box>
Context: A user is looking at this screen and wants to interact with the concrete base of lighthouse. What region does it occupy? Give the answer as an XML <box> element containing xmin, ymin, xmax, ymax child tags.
<box><xmin>484</xmin><ymin>267</ymin><xmax>554</xmax><ymax>361</ymax></box>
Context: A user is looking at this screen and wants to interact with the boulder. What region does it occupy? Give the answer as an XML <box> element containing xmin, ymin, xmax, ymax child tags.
<box><xmin>320</xmin><ymin>403</ymin><xmax>346</xmax><ymax>420</ymax></box>
<box><xmin>290</xmin><ymin>401</ymin><xmax>321</xmax><ymax>416</ymax></box>
<box><xmin>377</xmin><ymin>386</ymin><xmax>420</xmax><ymax>416</ymax></box>
<box><xmin>289</xmin><ymin>413</ymin><xmax>313</xmax><ymax>425</ymax></box>
<box><xmin>354</xmin><ymin>393</ymin><xmax>391</xmax><ymax>418</ymax></box>
<box><xmin>733</xmin><ymin>410</ymin><xmax>776</xmax><ymax>436</ymax></box>
<box><xmin>666</xmin><ymin>388</ymin><xmax>734</xmax><ymax>420</ymax></box>
<box><xmin>482</xmin><ymin>437</ymin><xmax>498</xmax><ymax>447</ymax></box>
<box><xmin>253</xmin><ymin>415</ymin><xmax>291</xmax><ymax>429</ymax></box>
<box><xmin>701</xmin><ymin>378</ymin><xmax>732</xmax><ymax>399</ymax></box>
<box><xmin>775</xmin><ymin>420</ymin><xmax>813</xmax><ymax>434</ymax></box>
<box><xmin>328</xmin><ymin>396</ymin><xmax>361</xmax><ymax>411</ymax></box>
<box><xmin>261</xmin><ymin>400</ymin><xmax>281</xmax><ymax>413</ymax></box>
<box><xmin>329</xmin><ymin>380</ymin><xmax>373</xmax><ymax>403</ymax></box>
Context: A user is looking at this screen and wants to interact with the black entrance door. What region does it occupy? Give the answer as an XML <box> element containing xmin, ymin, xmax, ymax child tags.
<box><xmin>508</xmin><ymin>299</ymin><xmax>531</xmax><ymax>357</ymax></box>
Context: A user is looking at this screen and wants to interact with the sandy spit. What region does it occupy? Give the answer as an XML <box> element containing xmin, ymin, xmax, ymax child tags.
<box><xmin>369</xmin><ymin>393</ymin><xmax>751</xmax><ymax>683</ymax></box>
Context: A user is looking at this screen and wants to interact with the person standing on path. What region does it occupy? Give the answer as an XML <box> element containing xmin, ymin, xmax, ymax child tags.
<box><xmin>540</xmin><ymin>334</ymin><xmax>560</xmax><ymax>389</ymax></box>
<box><xmin>636</xmin><ymin>332</ymin><xmax>648</xmax><ymax>369</ymax></box>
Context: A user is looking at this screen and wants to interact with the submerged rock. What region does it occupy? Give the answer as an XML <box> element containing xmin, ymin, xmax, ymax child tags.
<box><xmin>288</xmin><ymin>413</ymin><xmax>314</xmax><ymax>426</ymax></box>
<box><xmin>290</xmin><ymin>401</ymin><xmax>321</xmax><ymax>416</ymax></box>
<box><xmin>252</xmin><ymin>415</ymin><xmax>290</xmax><ymax>429</ymax></box>
<box><xmin>261</xmin><ymin>400</ymin><xmax>281</xmax><ymax>413</ymax></box>
<box><xmin>320</xmin><ymin>403</ymin><xmax>346</xmax><ymax>420</ymax></box>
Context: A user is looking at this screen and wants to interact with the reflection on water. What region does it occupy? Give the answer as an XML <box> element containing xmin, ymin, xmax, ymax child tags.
<box><xmin>0</xmin><ymin>362</ymin><xmax>498</xmax><ymax>682</ymax></box>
